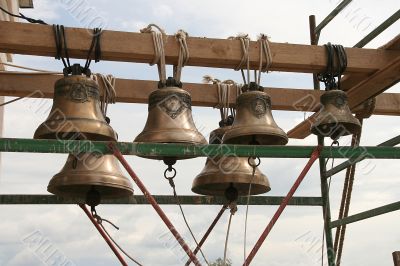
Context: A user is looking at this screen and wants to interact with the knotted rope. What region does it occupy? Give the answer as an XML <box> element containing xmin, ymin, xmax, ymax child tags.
<box><xmin>92</xmin><ymin>73</ymin><xmax>117</xmax><ymax>117</ymax></box>
<box><xmin>257</xmin><ymin>34</ymin><xmax>273</xmax><ymax>86</ymax></box>
<box><xmin>140</xmin><ymin>24</ymin><xmax>167</xmax><ymax>86</ymax></box>
<box><xmin>174</xmin><ymin>29</ymin><xmax>190</xmax><ymax>83</ymax></box>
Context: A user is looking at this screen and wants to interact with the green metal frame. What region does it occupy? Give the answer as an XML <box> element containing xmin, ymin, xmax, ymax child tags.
<box><xmin>0</xmin><ymin>195</ymin><xmax>323</xmax><ymax>206</ymax></box>
<box><xmin>0</xmin><ymin>138</ymin><xmax>398</xmax><ymax>158</ymax></box>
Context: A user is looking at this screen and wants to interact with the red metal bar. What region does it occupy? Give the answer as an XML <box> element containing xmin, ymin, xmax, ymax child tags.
<box><xmin>243</xmin><ymin>146</ymin><xmax>322</xmax><ymax>265</ymax></box>
<box><xmin>109</xmin><ymin>143</ymin><xmax>202</xmax><ymax>266</ymax></box>
<box><xmin>79</xmin><ymin>204</ymin><xmax>128</xmax><ymax>266</ymax></box>
<box><xmin>185</xmin><ymin>205</ymin><xmax>227</xmax><ymax>266</ymax></box>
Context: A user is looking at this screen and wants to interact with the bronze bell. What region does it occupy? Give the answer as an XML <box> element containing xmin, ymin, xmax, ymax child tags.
<box><xmin>223</xmin><ymin>82</ymin><xmax>288</xmax><ymax>145</ymax></box>
<box><xmin>192</xmin><ymin>126</ymin><xmax>270</xmax><ymax>198</ymax></box>
<box><xmin>134</xmin><ymin>78</ymin><xmax>207</xmax><ymax>159</ymax></box>
<box><xmin>311</xmin><ymin>89</ymin><xmax>361</xmax><ymax>140</ymax></box>
<box><xmin>34</xmin><ymin>71</ymin><xmax>116</xmax><ymax>141</ymax></box>
<box><xmin>48</xmin><ymin>153</ymin><xmax>133</xmax><ymax>200</ymax></box>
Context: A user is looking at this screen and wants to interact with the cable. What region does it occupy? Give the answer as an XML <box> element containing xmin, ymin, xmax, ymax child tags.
<box><xmin>0</xmin><ymin>5</ymin><xmax>47</xmax><ymax>25</ymax></box>
<box><xmin>0</xmin><ymin>96</ymin><xmax>24</xmax><ymax>107</ymax></box>
<box><xmin>164</xmin><ymin>167</ymin><xmax>209</xmax><ymax>265</ymax></box>
<box><xmin>99</xmin><ymin>223</ymin><xmax>143</xmax><ymax>266</ymax></box>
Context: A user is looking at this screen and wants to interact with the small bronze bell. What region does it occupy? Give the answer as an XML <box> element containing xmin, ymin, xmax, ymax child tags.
<box><xmin>311</xmin><ymin>89</ymin><xmax>361</xmax><ymax>140</ymax></box>
<box><xmin>192</xmin><ymin>126</ymin><xmax>270</xmax><ymax>198</ymax></box>
<box><xmin>48</xmin><ymin>153</ymin><xmax>133</xmax><ymax>200</ymax></box>
<box><xmin>223</xmin><ymin>82</ymin><xmax>288</xmax><ymax>145</ymax></box>
<box><xmin>34</xmin><ymin>69</ymin><xmax>116</xmax><ymax>141</ymax></box>
<box><xmin>134</xmin><ymin>78</ymin><xmax>207</xmax><ymax>159</ymax></box>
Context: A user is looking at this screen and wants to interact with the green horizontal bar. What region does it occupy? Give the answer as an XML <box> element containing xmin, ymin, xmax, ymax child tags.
<box><xmin>0</xmin><ymin>138</ymin><xmax>399</xmax><ymax>159</ymax></box>
<box><xmin>330</xmin><ymin>201</ymin><xmax>400</xmax><ymax>228</ymax></box>
<box><xmin>324</xmin><ymin>134</ymin><xmax>400</xmax><ymax>177</ymax></box>
<box><xmin>0</xmin><ymin>195</ymin><xmax>323</xmax><ymax>206</ymax></box>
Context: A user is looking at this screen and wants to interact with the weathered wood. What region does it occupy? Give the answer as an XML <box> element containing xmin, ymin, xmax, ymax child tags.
<box><xmin>0</xmin><ymin>72</ymin><xmax>399</xmax><ymax>115</ymax></box>
<box><xmin>0</xmin><ymin>21</ymin><xmax>399</xmax><ymax>74</ymax></box>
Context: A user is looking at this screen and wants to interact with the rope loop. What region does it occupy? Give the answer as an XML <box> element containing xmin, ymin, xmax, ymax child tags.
<box><xmin>140</xmin><ymin>24</ymin><xmax>167</xmax><ymax>86</ymax></box>
<box><xmin>257</xmin><ymin>33</ymin><xmax>273</xmax><ymax>86</ymax></box>
<box><xmin>229</xmin><ymin>34</ymin><xmax>250</xmax><ymax>85</ymax></box>
<box><xmin>318</xmin><ymin>42</ymin><xmax>347</xmax><ymax>91</ymax></box>
<box><xmin>173</xmin><ymin>29</ymin><xmax>190</xmax><ymax>83</ymax></box>
<box><xmin>93</xmin><ymin>73</ymin><xmax>116</xmax><ymax>117</ymax></box>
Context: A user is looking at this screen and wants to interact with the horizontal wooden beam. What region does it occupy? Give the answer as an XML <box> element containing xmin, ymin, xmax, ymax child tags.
<box><xmin>0</xmin><ymin>72</ymin><xmax>399</xmax><ymax>115</ymax></box>
<box><xmin>0</xmin><ymin>21</ymin><xmax>399</xmax><ymax>74</ymax></box>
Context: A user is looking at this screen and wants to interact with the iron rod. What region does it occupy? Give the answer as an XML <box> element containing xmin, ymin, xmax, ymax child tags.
<box><xmin>243</xmin><ymin>146</ymin><xmax>322</xmax><ymax>265</ymax></box>
<box><xmin>185</xmin><ymin>205</ymin><xmax>227</xmax><ymax>266</ymax></box>
<box><xmin>315</xmin><ymin>0</ymin><xmax>353</xmax><ymax>37</ymax></box>
<box><xmin>325</xmin><ymin>134</ymin><xmax>400</xmax><ymax>177</ymax></box>
<box><xmin>0</xmin><ymin>138</ymin><xmax>399</xmax><ymax>159</ymax></box>
<box><xmin>79</xmin><ymin>204</ymin><xmax>128</xmax><ymax>266</ymax></box>
<box><xmin>0</xmin><ymin>195</ymin><xmax>323</xmax><ymax>206</ymax></box>
<box><xmin>110</xmin><ymin>144</ymin><xmax>201</xmax><ymax>266</ymax></box>
<box><xmin>353</xmin><ymin>9</ymin><xmax>400</xmax><ymax>48</ymax></box>
<box><xmin>330</xmin><ymin>201</ymin><xmax>400</xmax><ymax>228</ymax></box>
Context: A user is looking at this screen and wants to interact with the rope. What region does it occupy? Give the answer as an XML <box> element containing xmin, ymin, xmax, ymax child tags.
<box><xmin>224</xmin><ymin>203</ymin><xmax>237</xmax><ymax>266</ymax></box>
<box><xmin>229</xmin><ymin>34</ymin><xmax>250</xmax><ymax>85</ymax></box>
<box><xmin>173</xmin><ymin>29</ymin><xmax>190</xmax><ymax>83</ymax></box>
<box><xmin>140</xmin><ymin>24</ymin><xmax>167</xmax><ymax>86</ymax></box>
<box><xmin>256</xmin><ymin>34</ymin><xmax>273</xmax><ymax>86</ymax></box>
<box><xmin>98</xmin><ymin>222</ymin><xmax>143</xmax><ymax>266</ymax></box>
<box><xmin>334</xmin><ymin>119</ymin><xmax>363</xmax><ymax>265</ymax></box>
<box><xmin>0</xmin><ymin>5</ymin><xmax>47</xmax><ymax>25</ymax></box>
<box><xmin>164</xmin><ymin>166</ymin><xmax>209</xmax><ymax>265</ymax></box>
<box><xmin>184</xmin><ymin>205</ymin><xmax>228</xmax><ymax>266</ymax></box>
<box><xmin>318</xmin><ymin>43</ymin><xmax>347</xmax><ymax>91</ymax></box>
<box><xmin>92</xmin><ymin>73</ymin><xmax>117</xmax><ymax>116</ymax></box>
<box><xmin>203</xmin><ymin>75</ymin><xmax>239</xmax><ymax>123</ymax></box>
<box><xmin>243</xmin><ymin>157</ymin><xmax>261</xmax><ymax>262</ymax></box>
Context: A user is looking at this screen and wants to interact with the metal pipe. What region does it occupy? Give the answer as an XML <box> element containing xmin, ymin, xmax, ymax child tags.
<box><xmin>315</xmin><ymin>0</ymin><xmax>353</xmax><ymax>38</ymax></box>
<box><xmin>330</xmin><ymin>201</ymin><xmax>400</xmax><ymax>228</ymax></box>
<box><xmin>109</xmin><ymin>143</ymin><xmax>201</xmax><ymax>266</ymax></box>
<box><xmin>185</xmin><ymin>205</ymin><xmax>227</xmax><ymax>266</ymax></box>
<box><xmin>353</xmin><ymin>9</ymin><xmax>400</xmax><ymax>48</ymax></box>
<box><xmin>0</xmin><ymin>138</ymin><xmax>398</xmax><ymax>159</ymax></box>
<box><xmin>0</xmin><ymin>195</ymin><xmax>323</xmax><ymax>206</ymax></box>
<box><xmin>324</xmin><ymin>134</ymin><xmax>400</xmax><ymax>177</ymax></box>
<box><xmin>243</xmin><ymin>146</ymin><xmax>322</xmax><ymax>266</ymax></box>
<box><xmin>79</xmin><ymin>204</ymin><xmax>128</xmax><ymax>266</ymax></box>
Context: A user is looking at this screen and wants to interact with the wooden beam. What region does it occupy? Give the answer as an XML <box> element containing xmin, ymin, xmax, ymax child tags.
<box><xmin>0</xmin><ymin>22</ymin><xmax>399</xmax><ymax>74</ymax></box>
<box><xmin>0</xmin><ymin>72</ymin><xmax>399</xmax><ymax>116</ymax></box>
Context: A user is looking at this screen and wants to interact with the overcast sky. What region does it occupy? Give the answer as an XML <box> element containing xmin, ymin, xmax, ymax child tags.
<box><xmin>0</xmin><ymin>0</ymin><xmax>399</xmax><ymax>265</ymax></box>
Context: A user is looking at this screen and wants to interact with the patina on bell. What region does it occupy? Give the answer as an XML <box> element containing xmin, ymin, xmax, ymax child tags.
<box><xmin>311</xmin><ymin>89</ymin><xmax>361</xmax><ymax>140</ymax></box>
<box><xmin>223</xmin><ymin>82</ymin><xmax>288</xmax><ymax>145</ymax></box>
<box><xmin>192</xmin><ymin>125</ymin><xmax>270</xmax><ymax>199</ymax></box>
<box><xmin>34</xmin><ymin>66</ymin><xmax>116</xmax><ymax>141</ymax></box>
<box><xmin>48</xmin><ymin>153</ymin><xmax>133</xmax><ymax>201</ymax></box>
<box><xmin>134</xmin><ymin>77</ymin><xmax>207</xmax><ymax>159</ymax></box>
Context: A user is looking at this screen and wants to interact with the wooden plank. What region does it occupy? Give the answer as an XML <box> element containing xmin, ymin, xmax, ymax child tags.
<box><xmin>0</xmin><ymin>72</ymin><xmax>399</xmax><ymax>116</ymax></box>
<box><xmin>0</xmin><ymin>22</ymin><xmax>399</xmax><ymax>74</ymax></box>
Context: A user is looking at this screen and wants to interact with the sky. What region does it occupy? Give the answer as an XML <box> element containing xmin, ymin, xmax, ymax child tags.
<box><xmin>0</xmin><ymin>0</ymin><xmax>399</xmax><ymax>265</ymax></box>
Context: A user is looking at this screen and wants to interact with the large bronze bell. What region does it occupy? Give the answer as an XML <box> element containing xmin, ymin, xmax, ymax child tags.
<box><xmin>134</xmin><ymin>78</ymin><xmax>207</xmax><ymax>159</ymax></box>
<box><xmin>192</xmin><ymin>126</ymin><xmax>270</xmax><ymax>198</ymax></box>
<box><xmin>223</xmin><ymin>82</ymin><xmax>288</xmax><ymax>145</ymax></box>
<box><xmin>48</xmin><ymin>153</ymin><xmax>133</xmax><ymax>200</ymax></box>
<box><xmin>34</xmin><ymin>72</ymin><xmax>116</xmax><ymax>141</ymax></box>
<box><xmin>311</xmin><ymin>89</ymin><xmax>361</xmax><ymax>140</ymax></box>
